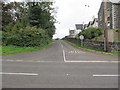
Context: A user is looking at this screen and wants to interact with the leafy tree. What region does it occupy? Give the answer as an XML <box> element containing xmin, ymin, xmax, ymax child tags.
<box><xmin>79</xmin><ymin>27</ymin><xmax>102</xmax><ymax>39</ymax></box>
<box><xmin>28</xmin><ymin>2</ymin><xmax>56</xmax><ymax>38</ymax></box>
<box><xmin>2</xmin><ymin>2</ymin><xmax>14</xmax><ymax>30</ymax></box>
<box><xmin>2</xmin><ymin>1</ymin><xmax>57</xmax><ymax>47</ymax></box>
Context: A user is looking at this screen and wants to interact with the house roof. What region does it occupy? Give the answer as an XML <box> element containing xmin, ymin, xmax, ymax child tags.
<box><xmin>75</xmin><ymin>24</ymin><xmax>83</xmax><ymax>30</ymax></box>
<box><xmin>84</xmin><ymin>24</ymin><xmax>87</xmax><ymax>27</ymax></box>
<box><xmin>91</xmin><ymin>18</ymin><xmax>98</xmax><ymax>25</ymax></box>
<box><xmin>87</xmin><ymin>21</ymin><xmax>92</xmax><ymax>27</ymax></box>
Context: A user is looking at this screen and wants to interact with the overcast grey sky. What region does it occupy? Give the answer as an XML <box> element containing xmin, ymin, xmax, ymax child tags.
<box><xmin>53</xmin><ymin>0</ymin><xmax>103</xmax><ymax>39</ymax></box>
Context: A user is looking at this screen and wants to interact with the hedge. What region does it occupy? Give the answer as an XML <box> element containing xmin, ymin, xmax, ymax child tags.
<box><xmin>2</xmin><ymin>26</ymin><xmax>51</xmax><ymax>47</ymax></box>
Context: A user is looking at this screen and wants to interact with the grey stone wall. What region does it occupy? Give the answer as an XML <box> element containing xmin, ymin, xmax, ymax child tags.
<box><xmin>108</xmin><ymin>42</ymin><xmax>120</xmax><ymax>52</ymax></box>
<box><xmin>64</xmin><ymin>38</ymin><xmax>120</xmax><ymax>52</ymax></box>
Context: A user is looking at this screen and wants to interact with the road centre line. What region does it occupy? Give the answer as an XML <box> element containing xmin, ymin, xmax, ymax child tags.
<box><xmin>0</xmin><ymin>72</ymin><xmax>39</xmax><ymax>76</ymax></box>
<box><xmin>60</xmin><ymin>41</ymin><xmax>66</xmax><ymax>62</ymax></box>
<box><xmin>63</xmin><ymin>49</ymin><xmax>66</xmax><ymax>62</ymax></box>
<box><xmin>4</xmin><ymin>59</ymin><xmax>15</xmax><ymax>62</ymax></box>
<box><xmin>93</xmin><ymin>74</ymin><xmax>120</xmax><ymax>77</ymax></box>
<box><xmin>60</xmin><ymin>41</ymin><xmax>63</xmax><ymax>48</ymax></box>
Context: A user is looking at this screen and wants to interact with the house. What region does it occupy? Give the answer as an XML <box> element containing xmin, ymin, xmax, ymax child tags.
<box><xmin>91</xmin><ymin>18</ymin><xmax>98</xmax><ymax>27</ymax></box>
<box><xmin>112</xmin><ymin>3</ymin><xmax>120</xmax><ymax>29</ymax></box>
<box><xmin>98</xmin><ymin>0</ymin><xmax>120</xmax><ymax>30</ymax></box>
<box><xmin>87</xmin><ymin>21</ymin><xmax>92</xmax><ymax>28</ymax></box>
<box><xmin>83</xmin><ymin>24</ymin><xmax>88</xmax><ymax>29</ymax></box>
<box><xmin>75</xmin><ymin>24</ymin><xmax>84</xmax><ymax>30</ymax></box>
<box><xmin>69</xmin><ymin>30</ymin><xmax>77</xmax><ymax>38</ymax></box>
<box><xmin>68</xmin><ymin>24</ymin><xmax>83</xmax><ymax>38</ymax></box>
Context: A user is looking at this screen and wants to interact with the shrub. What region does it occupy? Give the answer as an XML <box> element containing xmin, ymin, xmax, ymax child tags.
<box><xmin>79</xmin><ymin>27</ymin><xmax>102</xmax><ymax>39</ymax></box>
<box><xmin>2</xmin><ymin>26</ymin><xmax>51</xmax><ymax>47</ymax></box>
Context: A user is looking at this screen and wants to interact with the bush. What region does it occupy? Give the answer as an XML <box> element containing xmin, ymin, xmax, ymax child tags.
<box><xmin>2</xmin><ymin>26</ymin><xmax>51</xmax><ymax>47</ymax></box>
<box><xmin>79</xmin><ymin>27</ymin><xmax>102</xmax><ymax>39</ymax></box>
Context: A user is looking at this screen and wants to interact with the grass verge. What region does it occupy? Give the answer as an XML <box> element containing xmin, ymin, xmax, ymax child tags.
<box><xmin>0</xmin><ymin>42</ymin><xmax>53</xmax><ymax>55</ymax></box>
<box><xmin>64</xmin><ymin>40</ymin><xmax>120</xmax><ymax>55</ymax></box>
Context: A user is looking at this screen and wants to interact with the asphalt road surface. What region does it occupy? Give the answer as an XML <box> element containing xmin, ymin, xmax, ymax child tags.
<box><xmin>2</xmin><ymin>40</ymin><xmax>119</xmax><ymax>88</ymax></box>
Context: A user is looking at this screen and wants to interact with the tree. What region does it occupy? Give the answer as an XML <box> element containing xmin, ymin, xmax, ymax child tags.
<box><xmin>2</xmin><ymin>1</ymin><xmax>57</xmax><ymax>47</ymax></box>
<box><xmin>2</xmin><ymin>2</ymin><xmax>14</xmax><ymax>30</ymax></box>
<box><xmin>79</xmin><ymin>27</ymin><xmax>102</xmax><ymax>39</ymax></box>
<box><xmin>28</xmin><ymin>2</ymin><xmax>56</xmax><ymax>38</ymax></box>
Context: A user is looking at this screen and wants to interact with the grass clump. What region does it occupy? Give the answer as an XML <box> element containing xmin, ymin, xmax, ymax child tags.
<box><xmin>0</xmin><ymin>42</ymin><xmax>52</xmax><ymax>55</ymax></box>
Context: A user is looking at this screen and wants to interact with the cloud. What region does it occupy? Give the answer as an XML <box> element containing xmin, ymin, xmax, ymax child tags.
<box><xmin>53</xmin><ymin>27</ymin><xmax>69</xmax><ymax>39</ymax></box>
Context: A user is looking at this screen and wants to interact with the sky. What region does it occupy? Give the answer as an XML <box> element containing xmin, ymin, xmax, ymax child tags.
<box><xmin>53</xmin><ymin>0</ymin><xmax>103</xmax><ymax>39</ymax></box>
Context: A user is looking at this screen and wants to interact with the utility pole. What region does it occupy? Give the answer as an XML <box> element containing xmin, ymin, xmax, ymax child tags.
<box><xmin>104</xmin><ymin>0</ymin><xmax>108</xmax><ymax>52</ymax></box>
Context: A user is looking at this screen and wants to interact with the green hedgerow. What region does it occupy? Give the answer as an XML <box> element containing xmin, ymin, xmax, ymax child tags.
<box><xmin>2</xmin><ymin>26</ymin><xmax>51</xmax><ymax>47</ymax></box>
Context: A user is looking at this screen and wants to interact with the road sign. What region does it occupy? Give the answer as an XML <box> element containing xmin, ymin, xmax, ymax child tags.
<box><xmin>80</xmin><ymin>35</ymin><xmax>84</xmax><ymax>40</ymax></box>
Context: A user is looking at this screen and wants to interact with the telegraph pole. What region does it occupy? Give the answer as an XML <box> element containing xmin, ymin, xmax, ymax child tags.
<box><xmin>104</xmin><ymin>0</ymin><xmax>108</xmax><ymax>52</ymax></box>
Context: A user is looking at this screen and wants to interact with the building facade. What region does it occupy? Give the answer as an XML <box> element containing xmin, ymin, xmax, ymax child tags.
<box><xmin>112</xmin><ymin>3</ymin><xmax>120</xmax><ymax>29</ymax></box>
<box><xmin>68</xmin><ymin>24</ymin><xmax>83</xmax><ymax>38</ymax></box>
<box><xmin>98</xmin><ymin>0</ymin><xmax>120</xmax><ymax>30</ymax></box>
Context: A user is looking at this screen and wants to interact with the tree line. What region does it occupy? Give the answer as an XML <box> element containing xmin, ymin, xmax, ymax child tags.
<box><xmin>2</xmin><ymin>1</ymin><xmax>56</xmax><ymax>47</ymax></box>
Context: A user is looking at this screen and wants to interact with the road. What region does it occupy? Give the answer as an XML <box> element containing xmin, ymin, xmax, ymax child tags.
<box><xmin>2</xmin><ymin>40</ymin><xmax>119</xmax><ymax>88</ymax></box>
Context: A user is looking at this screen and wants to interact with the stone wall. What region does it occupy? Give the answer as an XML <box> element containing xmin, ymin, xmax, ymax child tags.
<box><xmin>64</xmin><ymin>38</ymin><xmax>120</xmax><ymax>52</ymax></box>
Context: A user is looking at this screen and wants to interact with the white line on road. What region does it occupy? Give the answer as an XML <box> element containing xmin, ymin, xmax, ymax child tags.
<box><xmin>5</xmin><ymin>59</ymin><xmax>23</xmax><ymax>62</ymax></box>
<box><xmin>60</xmin><ymin>41</ymin><xmax>67</xmax><ymax>62</ymax></box>
<box><xmin>3</xmin><ymin>59</ymin><xmax>119</xmax><ymax>63</ymax></box>
<box><xmin>63</xmin><ymin>49</ymin><xmax>66</xmax><ymax>62</ymax></box>
<box><xmin>93</xmin><ymin>74</ymin><xmax>120</xmax><ymax>77</ymax></box>
<box><xmin>5</xmin><ymin>59</ymin><xmax>14</xmax><ymax>62</ymax></box>
<box><xmin>65</xmin><ymin>60</ymin><xmax>119</xmax><ymax>63</ymax></box>
<box><xmin>16</xmin><ymin>60</ymin><xmax>23</xmax><ymax>62</ymax></box>
<box><xmin>60</xmin><ymin>41</ymin><xmax>63</xmax><ymax>48</ymax></box>
<box><xmin>0</xmin><ymin>72</ymin><xmax>39</xmax><ymax>76</ymax></box>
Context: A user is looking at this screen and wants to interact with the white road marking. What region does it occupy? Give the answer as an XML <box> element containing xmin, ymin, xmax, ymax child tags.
<box><xmin>63</xmin><ymin>49</ymin><xmax>66</xmax><ymax>62</ymax></box>
<box><xmin>93</xmin><ymin>74</ymin><xmax>120</xmax><ymax>77</ymax></box>
<box><xmin>68</xmin><ymin>51</ymin><xmax>86</xmax><ymax>54</ymax></box>
<box><xmin>60</xmin><ymin>41</ymin><xmax>63</xmax><ymax>48</ymax></box>
<box><xmin>65</xmin><ymin>60</ymin><xmax>119</xmax><ymax>63</ymax></box>
<box><xmin>66</xmin><ymin>74</ymin><xmax>70</xmax><ymax>76</ymax></box>
<box><xmin>5</xmin><ymin>59</ymin><xmax>36</xmax><ymax>62</ymax></box>
<box><xmin>16</xmin><ymin>60</ymin><xmax>23</xmax><ymax>62</ymax></box>
<box><xmin>60</xmin><ymin>41</ymin><xmax>67</xmax><ymax>62</ymax></box>
<box><xmin>5</xmin><ymin>59</ymin><xmax>23</xmax><ymax>62</ymax></box>
<box><xmin>3</xmin><ymin>59</ymin><xmax>119</xmax><ymax>63</ymax></box>
<box><xmin>0</xmin><ymin>72</ymin><xmax>38</xmax><ymax>76</ymax></box>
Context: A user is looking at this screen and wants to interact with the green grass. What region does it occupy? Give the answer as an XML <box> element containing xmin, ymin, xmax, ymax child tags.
<box><xmin>64</xmin><ymin>40</ymin><xmax>120</xmax><ymax>55</ymax></box>
<box><xmin>0</xmin><ymin>42</ymin><xmax>53</xmax><ymax>55</ymax></box>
